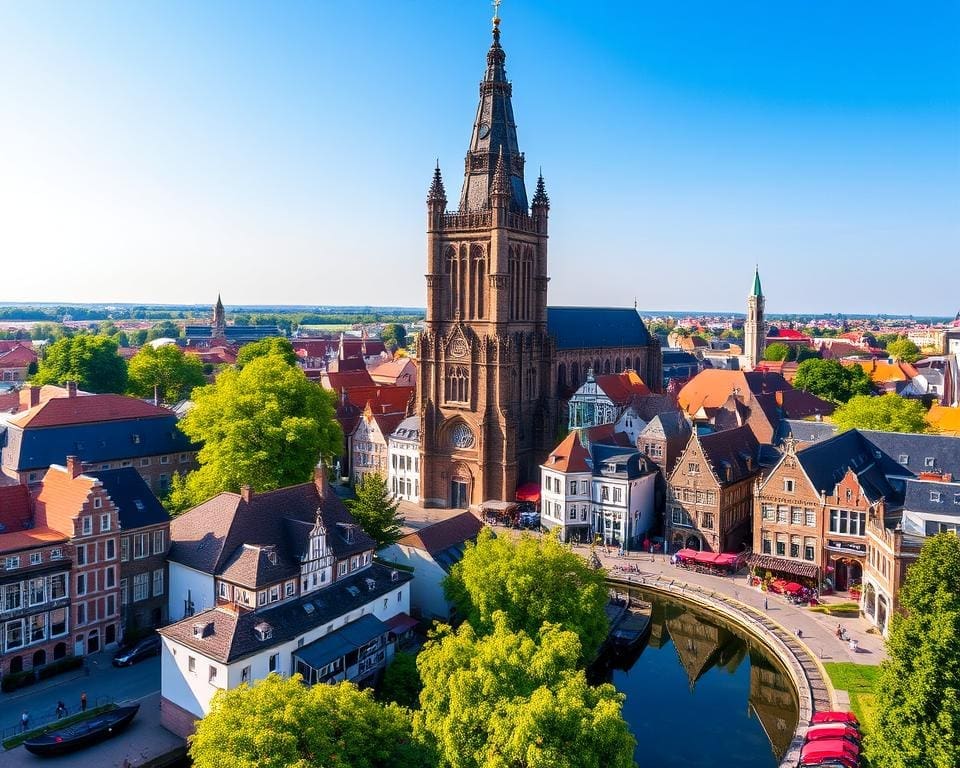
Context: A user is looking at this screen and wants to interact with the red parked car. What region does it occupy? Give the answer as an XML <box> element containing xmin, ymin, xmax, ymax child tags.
<box><xmin>805</xmin><ymin>724</ymin><xmax>862</xmax><ymax>747</ymax></box>
<box><xmin>801</xmin><ymin>738</ymin><xmax>861</xmax><ymax>768</ymax></box>
<box><xmin>811</xmin><ymin>710</ymin><xmax>860</xmax><ymax>728</ymax></box>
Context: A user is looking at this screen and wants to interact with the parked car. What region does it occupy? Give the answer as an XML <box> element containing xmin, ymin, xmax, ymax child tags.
<box><xmin>112</xmin><ymin>634</ymin><xmax>161</xmax><ymax>667</ymax></box>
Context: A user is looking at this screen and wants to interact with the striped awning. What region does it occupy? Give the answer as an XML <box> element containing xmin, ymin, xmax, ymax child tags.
<box><xmin>746</xmin><ymin>554</ymin><xmax>819</xmax><ymax>580</ymax></box>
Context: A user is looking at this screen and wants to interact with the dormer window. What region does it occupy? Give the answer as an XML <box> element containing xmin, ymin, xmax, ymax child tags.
<box><xmin>254</xmin><ymin>622</ymin><xmax>273</xmax><ymax>641</ymax></box>
<box><xmin>924</xmin><ymin>457</ymin><xmax>935</xmax><ymax>468</ymax></box>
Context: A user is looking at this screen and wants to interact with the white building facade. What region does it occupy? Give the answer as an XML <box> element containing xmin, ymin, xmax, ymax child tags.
<box><xmin>387</xmin><ymin>416</ymin><xmax>420</xmax><ymax>502</ymax></box>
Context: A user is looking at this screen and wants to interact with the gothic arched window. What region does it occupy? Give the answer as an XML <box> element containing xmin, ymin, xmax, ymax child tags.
<box><xmin>557</xmin><ymin>363</ymin><xmax>567</xmax><ymax>390</ymax></box>
<box><xmin>615</xmin><ymin>358</ymin><xmax>622</xmax><ymax>373</ymax></box>
<box><xmin>603</xmin><ymin>360</ymin><xmax>611</xmax><ymax>375</ymax></box>
<box><xmin>624</xmin><ymin>357</ymin><xmax>631</xmax><ymax>371</ymax></box>
<box><xmin>571</xmin><ymin>362</ymin><xmax>580</xmax><ymax>387</ymax></box>
<box><xmin>445</xmin><ymin>365</ymin><xmax>469</xmax><ymax>404</ymax></box>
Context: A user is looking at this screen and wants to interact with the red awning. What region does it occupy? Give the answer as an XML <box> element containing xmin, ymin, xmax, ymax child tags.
<box><xmin>675</xmin><ymin>549</ymin><xmax>699</xmax><ymax>559</ymax></box>
<box><xmin>515</xmin><ymin>483</ymin><xmax>541</xmax><ymax>503</ymax></box>
<box><xmin>385</xmin><ymin>613</ymin><xmax>419</xmax><ymax>634</ymax></box>
<box><xmin>712</xmin><ymin>553</ymin><xmax>740</xmax><ymax>566</ymax></box>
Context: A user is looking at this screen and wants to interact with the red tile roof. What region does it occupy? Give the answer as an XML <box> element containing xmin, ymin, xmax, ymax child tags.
<box><xmin>32</xmin><ymin>465</ymin><xmax>102</xmax><ymax>535</ymax></box>
<box><xmin>543</xmin><ymin>431</ymin><xmax>592</xmax><ymax>473</ymax></box>
<box><xmin>0</xmin><ymin>345</ymin><xmax>38</xmax><ymax>367</ymax></box>
<box><xmin>397</xmin><ymin>511</ymin><xmax>483</xmax><ymax>555</ymax></box>
<box><xmin>10</xmin><ymin>393</ymin><xmax>174</xmax><ymax>428</ymax></box>
<box><xmin>594</xmin><ymin>370</ymin><xmax>651</xmax><ymax>404</ymax></box>
<box><xmin>0</xmin><ymin>527</ymin><xmax>68</xmax><ymax>555</ymax></box>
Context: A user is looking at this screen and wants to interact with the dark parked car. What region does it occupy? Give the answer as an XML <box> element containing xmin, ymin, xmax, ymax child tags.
<box><xmin>112</xmin><ymin>634</ymin><xmax>161</xmax><ymax>667</ymax></box>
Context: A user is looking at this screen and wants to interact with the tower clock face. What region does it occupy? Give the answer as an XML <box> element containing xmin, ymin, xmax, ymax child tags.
<box><xmin>478</xmin><ymin>122</ymin><xmax>490</xmax><ymax>140</ymax></box>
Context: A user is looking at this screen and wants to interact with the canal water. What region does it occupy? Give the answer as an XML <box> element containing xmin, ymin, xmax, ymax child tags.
<box><xmin>593</xmin><ymin>586</ymin><xmax>799</xmax><ymax>768</ymax></box>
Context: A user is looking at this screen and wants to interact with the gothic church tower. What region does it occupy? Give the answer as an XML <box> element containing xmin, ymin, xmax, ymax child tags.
<box><xmin>418</xmin><ymin>12</ymin><xmax>554</xmax><ymax>508</ymax></box>
<box><xmin>744</xmin><ymin>268</ymin><xmax>766</xmax><ymax>369</ymax></box>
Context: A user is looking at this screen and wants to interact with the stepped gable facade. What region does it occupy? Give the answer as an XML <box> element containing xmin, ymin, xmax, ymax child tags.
<box><xmin>418</xmin><ymin>13</ymin><xmax>660</xmax><ymax>508</ymax></box>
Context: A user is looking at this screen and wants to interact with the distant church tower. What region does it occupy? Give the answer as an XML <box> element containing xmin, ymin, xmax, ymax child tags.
<box><xmin>744</xmin><ymin>268</ymin><xmax>765</xmax><ymax>369</ymax></box>
<box><xmin>417</xmin><ymin>10</ymin><xmax>554</xmax><ymax>508</ymax></box>
<box><xmin>213</xmin><ymin>294</ymin><xmax>226</xmax><ymax>337</ymax></box>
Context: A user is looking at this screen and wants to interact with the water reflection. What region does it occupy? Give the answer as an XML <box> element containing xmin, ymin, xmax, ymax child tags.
<box><xmin>594</xmin><ymin>587</ymin><xmax>799</xmax><ymax>768</ymax></box>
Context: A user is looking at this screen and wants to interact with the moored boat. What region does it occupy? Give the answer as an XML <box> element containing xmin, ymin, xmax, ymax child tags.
<box><xmin>610</xmin><ymin>602</ymin><xmax>652</xmax><ymax>648</ymax></box>
<box><xmin>23</xmin><ymin>703</ymin><xmax>140</xmax><ymax>756</ymax></box>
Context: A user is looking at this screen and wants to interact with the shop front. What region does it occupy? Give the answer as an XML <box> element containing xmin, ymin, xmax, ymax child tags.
<box><xmin>746</xmin><ymin>553</ymin><xmax>820</xmax><ymax>591</ymax></box>
<box><xmin>824</xmin><ymin>539</ymin><xmax>866</xmax><ymax>593</ymax></box>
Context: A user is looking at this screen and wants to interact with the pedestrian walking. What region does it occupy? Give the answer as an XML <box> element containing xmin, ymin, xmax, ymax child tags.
<box><xmin>56</xmin><ymin>701</ymin><xmax>66</xmax><ymax>719</ymax></box>
<box><xmin>21</xmin><ymin>711</ymin><xmax>29</xmax><ymax>732</ymax></box>
<box><xmin>796</xmin><ymin>628</ymin><xmax>803</xmax><ymax>638</ymax></box>
<box><xmin>80</xmin><ymin>691</ymin><xmax>87</xmax><ymax>712</ymax></box>
<box><xmin>763</xmin><ymin>597</ymin><xmax>768</xmax><ymax>611</ymax></box>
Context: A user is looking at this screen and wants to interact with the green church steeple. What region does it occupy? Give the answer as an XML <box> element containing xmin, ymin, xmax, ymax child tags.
<box><xmin>751</xmin><ymin>266</ymin><xmax>763</xmax><ymax>297</ymax></box>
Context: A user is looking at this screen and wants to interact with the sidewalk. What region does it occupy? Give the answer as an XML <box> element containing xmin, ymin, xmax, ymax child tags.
<box><xmin>581</xmin><ymin>546</ymin><xmax>885</xmax><ymax>665</ymax></box>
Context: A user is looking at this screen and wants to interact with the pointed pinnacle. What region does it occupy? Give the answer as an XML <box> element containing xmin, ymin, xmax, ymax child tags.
<box><xmin>491</xmin><ymin>146</ymin><xmax>510</xmax><ymax>197</ymax></box>
<box><xmin>427</xmin><ymin>162</ymin><xmax>447</xmax><ymax>203</ymax></box>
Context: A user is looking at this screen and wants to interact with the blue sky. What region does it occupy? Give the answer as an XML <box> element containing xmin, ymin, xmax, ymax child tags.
<box><xmin>0</xmin><ymin>1</ymin><xmax>957</xmax><ymax>314</ymax></box>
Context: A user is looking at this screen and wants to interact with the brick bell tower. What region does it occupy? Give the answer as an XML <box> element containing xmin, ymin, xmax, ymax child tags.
<box><xmin>418</xmin><ymin>10</ymin><xmax>554</xmax><ymax>509</ymax></box>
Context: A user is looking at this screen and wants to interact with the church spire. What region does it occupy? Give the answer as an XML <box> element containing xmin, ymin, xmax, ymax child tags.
<box><xmin>751</xmin><ymin>266</ymin><xmax>763</xmax><ymax>297</ymax></box>
<box><xmin>458</xmin><ymin>6</ymin><xmax>528</xmax><ymax>213</ymax></box>
<box><xmin>532</xmin><ymin>170</ymin><xmax>549</xmax><ymax>208</ymax></box>
<box><xmin>427</xmin><ymin>161</ymin><xmax>446</xmax><ymax>204</ymax></box>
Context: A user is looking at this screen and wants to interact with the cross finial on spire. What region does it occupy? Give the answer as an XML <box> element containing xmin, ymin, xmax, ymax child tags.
<box><xmin>493</xmin><ymin>0</ymin><xmax>501</xmax><ymax>24</ymax></box>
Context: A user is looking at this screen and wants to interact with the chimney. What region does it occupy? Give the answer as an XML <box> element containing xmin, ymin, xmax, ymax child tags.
<box><xmin>240</xmin><ymin>485</ymin><xmax>253</xmax><ymax>503</ymax></box>
<box><xmin>66</xmin><ymin>381</ymin><xmax>78</xmax><ymax>398</ymax></box>
<box><xmin>66</xmin><ymin>455</ymin><xmax>82</xmax><ymax>478</ymax></box>
<box><xmin>29</xmin><ymin>386</ymin><xmax>41</xmax><ymax>408</ymax></box>
<box><xmin>315</xmin><ymin>461</ymin><xmax>328</xmax><ymax>499</ymax></box>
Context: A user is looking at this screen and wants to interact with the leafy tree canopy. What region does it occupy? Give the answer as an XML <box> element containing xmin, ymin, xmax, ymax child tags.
<box><xmin>833</xmin><ymin>393</ymin><xmax>928</xmax><ymax>434</ymax></box>
<box><xmin>146</xmin><ymin>320</ymin><xmax>182</xmax><ymax>341</ymax></box>
<box><xmin>190</xmin><ymin>674</ymin><xmax>431</xmax><ymax>768</ymax></box>
<box><xmin>870</xmin><ymin>534</ymin><xmax>960</xmax><ymax>768</ymax></box>
<box><xmin>381</xmin><ymin>323</ymin><xmax>408</xmax><ymax>352</ymax></box>
<box><xmin>763</xmin><ymin>342</ymin><xmax>792</xmax><ymax>362</ymax></box>
<box><xmin>886</xmin><ymin>337</ymin><xmax>922</xmax><ymax>363</ymax></box>
<box><xmin>793</xmin><ymin>358</ymin><xmax>872</xmax><ymax>403</ymax></box>
<box><xmin>127</xmin><ymin>344</ymin><xmax>206</xmax><ymax>404</ymax></box>
<box><xmin>33</xmin><ymin>334</ymin><xmax>128</xmax><ymax>394</ymax></box>
<box><xmin>378</xmin><ymin>650</ymin><xmax>422</xmax><ymax>709</ymax></box>
<box><xmin>414</xmin><ymin>614</ymin><xmax>635</xmax><ymax>768</ymax></box>
<box><xmin>347</xmin><ymin>472</ymin><xmax>404</xmax><ymax>549</ymax></box>
<box><xmin>444</xmin><ymin>529</ymin><xmax>609</xmax><ymax>661</ymax></box>
<box><xmin>167</xmin><ymin>354</ymin><xmax>342</xmax><ymax>512</ymax></box>
<box><xmin>236</xmin><ymin>337</ymin><xmax>298</xmax><ymax>368</ymax></box>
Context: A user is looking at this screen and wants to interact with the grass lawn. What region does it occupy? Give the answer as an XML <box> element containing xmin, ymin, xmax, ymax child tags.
<box><xmin>823</xmin><ymin>662</ymin><xmax>881</xmax><ymax>733</ymax></box>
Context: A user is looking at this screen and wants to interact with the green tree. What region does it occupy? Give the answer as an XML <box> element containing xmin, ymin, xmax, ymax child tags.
<box><xmin>886</xmin><ymin>337</ymin><xmax>922</xmax><ymax>363</ymax></box>
<box><xmin>347</xmin><ymin>472</ymin><xmax>404</xmax><ymax>549</ymax></box>
<box><xmin>33</xmin><ymin>335</ymin><xmax>128</xmax><ymax>393</ymax></box>
<box><xmin>445</xmin><ymin>529</ymin><xmax>609</xmax><ymax>661</ymax></box>
<box><xmin>414</xmin><ymin>614</ymin><xmax>635</xmax><ymax>768</ymax></box>
<box><xmin>167</xmin><ymin>354</ymin><xmax>342</xmax><ymax>512</ymax></box>
<box><xmin>146</xmin><ymin>320</ymin><xmax>181</xmax><ymax>341</ymax></box>
<box><xmin>378</xmin><ymin>650</ymin><xmax>422</xmax><ymax>709</ymax></box>
<box><xmin>127</xmin><ymin>344</ymin><xmax>206</xmax><ymax>404</ymax></box>
<box><xmin>381</xmin><ymin>323</ymin><xmax>408</xmax><ymax>352</ymax></box>
<box><xmin>190</xmin><ymin>674</ymin><xmax>431</xmax><ymax>768</ymax></box>
<box><xmin>763</xmin><ymin>342</ymin><xmax>792</xmax><ymax>362</ymax></box>
<box><xmin>833</xmin><ymin>393</ymin><xmax>928</xmax><ymax>434</ymax></box>
<box><xmin>793</xmin><ymin>358</ymin><xmax>872</xmax><ymax>403</ymax></box>
<box><xmin>235</xmin><ymin>337</ymin><xmax>298</xmax><ymax>368</ymax></box>
<box><xmin>795</xmin><ymin>346</ymin><xmax>820</xmax><ymax>363</ymax></box>
<box><xmin>869</xmin><ymin>534</ymin><xmax>960</xmax><ymax>768</ymax></box>
<box><xmin>131</xmin><ymin>329</ymin><xmax>149</xmax><ymax>346</ymax></box>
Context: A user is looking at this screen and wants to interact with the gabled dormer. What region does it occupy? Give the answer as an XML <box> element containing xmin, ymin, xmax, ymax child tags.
<box><xmin>300</xmin><ymin>513</ymin><xmax>335</xmax><ymax>595</ymax></box>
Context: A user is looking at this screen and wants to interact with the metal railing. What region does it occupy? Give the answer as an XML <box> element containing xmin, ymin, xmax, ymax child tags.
<box><xmin>2</xmin><ymin>695</ymin><xmax>113</xmax><ymax>743</ymax></box>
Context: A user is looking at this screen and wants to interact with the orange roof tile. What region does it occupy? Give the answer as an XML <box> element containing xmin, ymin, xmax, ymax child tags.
<box><xmin>927</xmin><ymin>405</ymin><xmax>960</xmax><ymax>436</ymax></box>
<box><xmin>543</xmin><ymin>431</ymin><xmax>592</xmax><ymax>473</ymax></box>
<box><xmin>844</xmin><ymin>359</ymin><xmax>918</xmax><ymax>383</ymax></box>
<box><xmin>32</xmin><ymin>465</ymin><xmax>99</xmax><ymax>535</ymax></box>
<box><xmin>0</xmin><ymin>526</ymin><xmax>68</xmax><ymax>555</ymax></box>
<box><xmin>594</xmin><ymin>370</ymin><xmax>651</xmax><ymax>404</ymax></box>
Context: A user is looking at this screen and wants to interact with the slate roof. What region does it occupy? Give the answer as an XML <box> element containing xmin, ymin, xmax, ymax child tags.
<box><xmin>697</xmin><ymin>425</ymin><xmax>762</xmax><ymax>486</ymax></box>
<box><xmin>638</xmin><ymin>411</ymin><xmax>692</xmax><ymax>441</ymax></box>
<box><xmin>219</xmin><ymin>544</ymin><xmax>298</xmax><ymax>589</ymax></box>
<box><xmin>158</xmin><ymin>562</ymin><xmax>412</xmax><ymax>664</ymax></box>
<box><xmin>546</xmin><ymin>307</ymin><xmax>652</xmax><ymax>350</ymax></box>
<box><xmin>794</xmin><ymin>430</ymin><xmax>894</xmax><ymax>503</ymax></box>
<box><xmin>900</xmin><ymin>478</ymin><xmax>960</xmax><ymax>516</ymax></box>
<box><xmin>397</xmin><ymin>511</ymin><xmax>483</xmax><ymax>558</ymax></box>
<box><xmin>774</xmin><ymin>419</ymin><xmax>838</xmax><ymax>447</ymax></box>
<box><xmin>3</xmin><ymin>412</ymin><xmax>193</xmax><ymax>471</ymax></box>
<box><xmin>861</xmin><ymin>430</ymin><xmax>960</xmax><ymax>480</ymax></box>
<box><xmin>389</xmin><ymin>415</ymin><xmax>420</xmax><ymax>443</ymax></box>
<box><xmin>168</xmin><ymin>479</ymin><xmax>375</xmax><ymax>582</ymax></box>
<box><xmin>86</xmin><ymin>467</ymin><xmax>169</xmax><ymax>531</ymax></box>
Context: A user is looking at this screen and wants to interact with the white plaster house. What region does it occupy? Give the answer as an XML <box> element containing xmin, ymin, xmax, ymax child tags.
<box><xmin>387</xmin><ymin>415</ymin><xmax>421</xmax><ymax>502</ymax></box>
<box><xmin>159</xmin><ymin>467</ymin><xmax>414</xmax><ymax>738</ymax></box>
